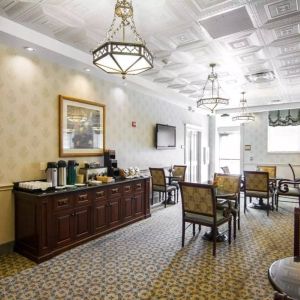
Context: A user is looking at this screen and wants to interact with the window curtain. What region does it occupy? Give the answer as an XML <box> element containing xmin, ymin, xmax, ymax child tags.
<box><xmin>268</xmin><ymin>109</ymin><xmax>300</xmax><ymax>127</ymax></box>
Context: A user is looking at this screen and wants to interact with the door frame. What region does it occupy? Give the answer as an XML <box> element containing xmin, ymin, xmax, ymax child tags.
<box><xmin>184</xmin><ymin>124</ymin><xmax>202</xmax><ymax>182</ymax></box>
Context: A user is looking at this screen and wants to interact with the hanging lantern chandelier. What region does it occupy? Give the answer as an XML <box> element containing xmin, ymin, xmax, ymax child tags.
<box><xmin>197</xmin><ymin>63</ymin><xmax>229</xmax><ymax>113</ymax></box>
<box><xmin>232</xmin><ymin>92</ymin><xmax>255</xmax><ymax>123</ymax></box>
<box><xmin>92</xmin><ymin>0</ymin><xmax>153</xmax><ymax>79</ymax></box>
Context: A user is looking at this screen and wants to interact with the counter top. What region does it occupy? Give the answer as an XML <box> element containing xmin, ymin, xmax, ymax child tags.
<box><xmin>14</xmin><ymin>176</ymin><xmax>150</xmax><ymax>197</ymax></box>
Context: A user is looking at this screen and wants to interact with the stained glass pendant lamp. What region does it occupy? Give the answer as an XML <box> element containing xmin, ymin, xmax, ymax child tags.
<box><xmin>92</xmin><ymin>0</ymin><xmax>153</xmax><ymax>79</ymax></box>
<box><xmin>232</xmin><ymin>92</ymin><xmax>255</xmax><ymax>123</ymax></box>
<box><xmin>197</xmin><ymin>63</ymin><xmax>229</xmax><ymax>113</ymax></box>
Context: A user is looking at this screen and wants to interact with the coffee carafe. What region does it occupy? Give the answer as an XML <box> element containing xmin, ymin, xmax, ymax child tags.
<box><xmin>58</xmin><ymin>160</ymin><xmax>67</xmax><ymax>186</ymax></box>
<box><xmin>67</xmin><ymin>160</ymin><xmax>79</xmax><ymax>185</ymax></box>
<box><xmin>46</xmin><ymin>162</ymin><xmax>58</xmax><ymax>187</ymax></box>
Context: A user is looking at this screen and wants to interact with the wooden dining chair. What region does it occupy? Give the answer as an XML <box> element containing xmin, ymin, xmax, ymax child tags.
<box><xmin>295</xmin><ymin>207</ymin><xmax>300</xmax><ymax>257</ymax></box>
<box><xmin>170</xmin><ymin>165</ymin><xmax>187</xmax><ymax>203</ymax></box>
<box><xmin>149</xmin><ymin>168</ymin><xmax>176</xmax><ymax>207</ymax></box>
<box><xmin>257</xmin><ymin>165</ymin><xmax>277</xmax><ymax>179</ymax></box>
<box><xmin>214</xmin><ymin>173</ymin><xmax>241</xmax><ymax>239</ymax></box>
<box><xmin>179</xmin><ymin>182</ymin><xmax>232</xmax><ymax>256</ymax></box>
<box><xmin>243</xmin><ymin>171</ymin><xmax>275</xmax><ymax>216</ymax></box>
<box><xmin>221</xmin><ymin>166</ymin><xmax>230</xmax><ymax>174</ymax></box>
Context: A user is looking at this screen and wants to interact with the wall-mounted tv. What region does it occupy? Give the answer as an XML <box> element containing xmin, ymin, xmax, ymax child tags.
<box><xmin>155</xmin><ymin>124</ymin><xmax>176</xmax><ymax>150</ymax></box>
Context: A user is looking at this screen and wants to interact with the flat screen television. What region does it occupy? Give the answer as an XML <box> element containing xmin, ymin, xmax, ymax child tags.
<box><xmin>155</xmin><ymin>124</ymin><xmax>176</xmax><ymax>150</ymax></box>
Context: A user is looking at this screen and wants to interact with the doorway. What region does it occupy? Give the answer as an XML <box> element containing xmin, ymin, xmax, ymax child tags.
<box><xmin>185</xmin><ymin>125</ymin><xmax>202</xmax><ymax>182</ymax></box>
<box><xmin>218</xmin><ymin>131</ymin><xmax>240</xmax><ymax>174</ymax></box>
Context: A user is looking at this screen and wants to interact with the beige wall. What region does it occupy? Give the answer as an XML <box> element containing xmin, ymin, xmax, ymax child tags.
<box><xmin>0</xmin><ymin>44</ymin><xmax>209</xmax><ymax>244</ymax></box>
<box><xmin>0</xmin><ymin>185</ymin><xmax>14</xmax><ymax>245</ymax></box>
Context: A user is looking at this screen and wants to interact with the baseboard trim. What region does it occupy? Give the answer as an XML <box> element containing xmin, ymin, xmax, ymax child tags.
<box><xmin>0</xmin><ymin>241</ymin><xmax>14</xmax><ymax>254</ymax></box>
<box><xmin>0</xmin><ymin>184</ymin><xmax>13</xmax><ymax>192</ymax></box>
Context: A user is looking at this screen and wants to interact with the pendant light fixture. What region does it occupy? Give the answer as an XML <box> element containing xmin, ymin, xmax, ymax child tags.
<box><xmin>232</xmin><ymin>92</ymin><xmax>255</xmax><ymax>123</ymax></box>
<box><xmin>92</xmin><ymin>0</ymin><xmax>153</xmax><ymax>79</ymax></box>
<box><xmin>197</xmin><ymin>63</ymin><xmax>229</xmax><ymax>113</ymax></box>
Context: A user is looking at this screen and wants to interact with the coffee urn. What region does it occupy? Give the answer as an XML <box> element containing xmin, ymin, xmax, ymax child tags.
<box><xmin>57</xmin><ymin>160</ymin><xmax>67</xmax><ymax>186</ymax></box>
<box><xmin>67</xmin><ymin>160</ymin><xmax>78</xmax><ymax>185</ymax></box>
<box><xmin>46</xmin><ymin>162</ymin><xmax>58</xmax><ymax>187</ymax></box>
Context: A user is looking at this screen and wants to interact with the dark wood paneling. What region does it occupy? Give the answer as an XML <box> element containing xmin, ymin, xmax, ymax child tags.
<box><xmin>74</xmin><ymin>206</ymin><xmax>92</xmax><ymax>239</ymax></box>
<box><xmin>94</xmin><ymin>201</ymin><xmax>108</xmax><ymax>233</ymax></box>
<box><xmin>53</xmin><ymin>210</ymin><xmax>73</xmax><ymax>248</ymax></box>
<box><xmin>14</xmin><ymin>178</ymin><xmax>150</xmax><ymax>262</ymax></box>
<box><xmin>123</xmin><ymin>195</ymin><xmax>134</xmax><ymax>222</ymax></box>
<box><xmin>108</xmin><ymin>197</ymin><xmax>122</xmax><ymax>227</ymax></box>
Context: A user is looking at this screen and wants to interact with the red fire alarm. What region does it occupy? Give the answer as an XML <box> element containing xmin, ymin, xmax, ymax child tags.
<box><xmin>132</xmin><ymin>121</ymin><xmax>136</xmax><ymax>128</ymax></box>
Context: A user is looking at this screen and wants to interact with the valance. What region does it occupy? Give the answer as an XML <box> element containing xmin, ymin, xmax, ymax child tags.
<box><xmin>269</xmin><ymin>109</ymin><xmax>300</xmax><ymax>127</ymax></box>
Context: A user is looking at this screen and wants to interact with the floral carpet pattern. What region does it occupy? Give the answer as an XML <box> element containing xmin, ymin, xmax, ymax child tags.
<box><xmin>0</xmin><ymin>199</ymin><xmax>295</xmax><ymax>300</ymax></box>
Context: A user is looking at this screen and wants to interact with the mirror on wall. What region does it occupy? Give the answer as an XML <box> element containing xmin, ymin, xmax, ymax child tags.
<box><xmin>59</xmin><ymin>95</ymin><xmax>105</xmax><ymax>157</ymax></box>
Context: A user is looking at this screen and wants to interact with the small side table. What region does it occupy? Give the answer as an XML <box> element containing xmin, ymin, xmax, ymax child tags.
<box><xmin>268</xmin><ymin>256</ymin><xmax>300</xmax><ymax>300</ymax></box>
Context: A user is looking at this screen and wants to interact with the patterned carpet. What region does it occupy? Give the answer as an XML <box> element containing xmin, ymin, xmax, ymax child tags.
<box><xmin>0</xmin><ymin>198</ymin><xmax>295</xmax><ymax>300</ymax></box>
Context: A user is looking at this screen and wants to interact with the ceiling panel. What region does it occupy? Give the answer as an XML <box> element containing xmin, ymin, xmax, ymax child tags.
<box><xmin>1</xmin><ymin>0</ymin><xmax>300</xmax><ymax>111</ymax></box>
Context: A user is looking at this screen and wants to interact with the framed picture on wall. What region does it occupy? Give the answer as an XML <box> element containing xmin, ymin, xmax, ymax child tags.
<box><xmin>59</xmin><ymin>95</ymin><xmax>105</xmax><ymax>157</ymax></box>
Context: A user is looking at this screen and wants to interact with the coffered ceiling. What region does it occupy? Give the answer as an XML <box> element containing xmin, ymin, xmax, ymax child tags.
<box><xmin>1</xmin><ymin>0</ymin><xmax>300</xmax><ymax>112</ymax></box>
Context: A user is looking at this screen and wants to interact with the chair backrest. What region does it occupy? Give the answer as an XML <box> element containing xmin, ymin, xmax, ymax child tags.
<box><xmin>172</xmin><ymin>165</ymin><xmax>187</xmax><ymax>182</ymax></box>
<box><xmin>221</xmin><ymin>166</ymin><xmax>230</xmax><ymax>174</ymax></box>
<box><xmin>149</xmin><ymin>168</ymin><xmax>166</xmax><ymax>187</ymax></box>
<box><xmin>257</xmin><ymin>165</ymin><xmax>276</xmax><ymax>179</ymax></box>
<box><xmin>179</xmin><ymin>182</ymin><xmax>216</xmax><ymax>217</ymax></box>
<box><xmin>295</xmin><ymin>207</ymin><xmax>300</xmax><ymax>257</ymax></box>
<box><xmin>243</xmin><ymin>171</ymin><xmax>269</xmax><ymax>192</ymax></box>
<box><xmin>214</xmin><ymin>173</ymin><xmax>241</xmax><ymax>195</ymax></box>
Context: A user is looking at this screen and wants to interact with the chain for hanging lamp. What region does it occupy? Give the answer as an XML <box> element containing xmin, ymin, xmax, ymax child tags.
<box><xmin>232</xmin><ymin>92</ymin><xmax>255</xmax><ymax>123</ymax></box>
<box><xmin>197</xmin><ymin>63</ymin><xmax>229</xmax><ymax>113</ymax></box>
<box><xmin>92</xmin><ymin>0</ymin><xmax>153</xmax><ymax>79</ymax></box>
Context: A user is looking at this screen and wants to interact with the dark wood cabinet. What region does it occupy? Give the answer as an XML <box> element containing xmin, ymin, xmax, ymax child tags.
<box><xmin>14</xmin><ymin>178</ymin><xmax>150</xmax><ymax>262</ymax></box>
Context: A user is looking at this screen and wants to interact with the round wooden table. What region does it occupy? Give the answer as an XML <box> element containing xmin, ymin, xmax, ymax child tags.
<box><xmin>268</xmin><ymin>256</ymin><xmax>300</xmax><ymax>300</ymax></box>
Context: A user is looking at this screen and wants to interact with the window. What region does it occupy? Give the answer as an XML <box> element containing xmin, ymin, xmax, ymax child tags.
<box><xmin>268</xmin><ymin>125</ymin><xmax>300</xmax><ymax>152</ymax></box>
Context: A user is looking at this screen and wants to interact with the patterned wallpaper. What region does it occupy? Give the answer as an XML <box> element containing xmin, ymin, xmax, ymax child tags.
<box><xmin>0</xmin><ymin>44</ymin><xmax>209</xmax><ymax>184</ymax></box>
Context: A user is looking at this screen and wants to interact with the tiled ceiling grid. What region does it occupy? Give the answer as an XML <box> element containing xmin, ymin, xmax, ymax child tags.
<box><xmin>0</xmin><ymin>0</ymin><xmax>300</xmax><ymax>109</ymax></box>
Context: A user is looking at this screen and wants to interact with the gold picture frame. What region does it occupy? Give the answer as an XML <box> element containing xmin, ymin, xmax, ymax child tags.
<box><xmin>59</xmin><ymin>95</ymin><xmax>105</xmax><ymax>157</ymax></box>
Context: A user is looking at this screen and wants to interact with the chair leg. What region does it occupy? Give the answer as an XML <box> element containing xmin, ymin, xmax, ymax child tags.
<box><xmin>228</xmin><ymin>218</ymin><xmax>232</xmax><ymax>245</ymax></box>
<box><xmin>151</xmin><ymin>190</ymin><xmax>154</xmax><ymax>205</ymax></box>
<box><xmin>244</xmin><ymin>196</ymin><xmax>247</xmax><ymax>214</ymax></box>
<box><xmin>233</xmin><ymin>216</ymin><xmax>236</xmax><ymax>240</ymax></box>
<box><xmin>213</xmin><ymin>227</ymin><xmax>216</xmax><ymax>257</ymax></box>
<box><xmin>238</xmin><ymin>209</ymin><xmax>241</xmax><ymax>230</ymax></box>
<box><xmin>198</xmin><ymin>225</ymin><xmax>201</xmax><ymax>232</ymax></box>
<box><xmin>267</xmin><ymin>198</ymin><xmax>269</xmax><ymax>216</ymax></box>
<box><xmin>165</xmin><ymin>192</ymin><xmax>167</xmax><ymax>208</ymax></box>
<box><xmin>193</xmin><ymin>224</ymin><xmax>195</xmax><ymax>236</ymax></box>
<box><xmin>177</xmin><ymin>188</ymin><xmax>179</xmax><ymax>203</ymax></box>
<box><xmin>182</xmin><ymin>221</ymin><xmax>185</xmax><ymax>247</ymax></box>
<box><xmin>249</xmin><ymin>196</ymin><xmax>252</xmax><ymax>203</ymax></box>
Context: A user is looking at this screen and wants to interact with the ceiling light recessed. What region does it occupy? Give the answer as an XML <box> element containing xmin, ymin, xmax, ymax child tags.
<box><xmin>84</xmin><ymin>68</ymin><xmax>91</xmax><ymax>72</ymax></box>
<box><xmin>24</xmin><ymin>47</ymin><xmax>36</xmax><ymax>52</ymax></box>
<box><xmin>245</xmin><ymin>71</ymin><xmax>275</xmax><ymax>83</ymax></box>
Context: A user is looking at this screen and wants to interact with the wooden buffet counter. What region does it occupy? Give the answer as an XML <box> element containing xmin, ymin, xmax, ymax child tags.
<box><xmin>14</xmin><ymin>177</ymin><xmax>150</xmax><ymax>262</ymax></box>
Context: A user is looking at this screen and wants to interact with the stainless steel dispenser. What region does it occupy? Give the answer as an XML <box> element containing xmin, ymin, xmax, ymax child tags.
<box><xmin>57</xmin><ymin>160</ymin><xmax>67</xmax><ymax>186</ymax></box>
<box><xmin>46</xmin><ymin>162</ymin><xmax>58</xmax><ymax>187</ymax></box>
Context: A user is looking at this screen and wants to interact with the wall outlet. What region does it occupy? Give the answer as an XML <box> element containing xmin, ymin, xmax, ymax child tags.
<box><xmin>40</xmin><ymin>162</ymin><xmax>47</xmax><ymax>171</ymax></box>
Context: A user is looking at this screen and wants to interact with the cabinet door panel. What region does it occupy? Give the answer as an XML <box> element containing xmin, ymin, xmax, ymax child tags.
<box><xmin>53</xmin><ymin>210</ymin><xmax>73</xmax><ymax>248</ymax></box>
<box><xmin>134</xmin><ymin>193</ymin><xmax>144</xmax><ymax>218</ymax></box>
<box><xmin>108</xmin><ymin>198</ymin><xmax>122</xmax><ymax>227</ymax></box>
<box><xmin>94</xmin><ymin>201</ymin><xmax>108</xmax><ymax>233</ymax></box>
<box><xmin>123</xmin><ymin>196</ymin><xmax>134</xmax><ymax>222</ymax></box>
<box><xmin>74</xmin><ymin>206</ymin><xmax>92</xmax><ymax>240</ymax></box>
